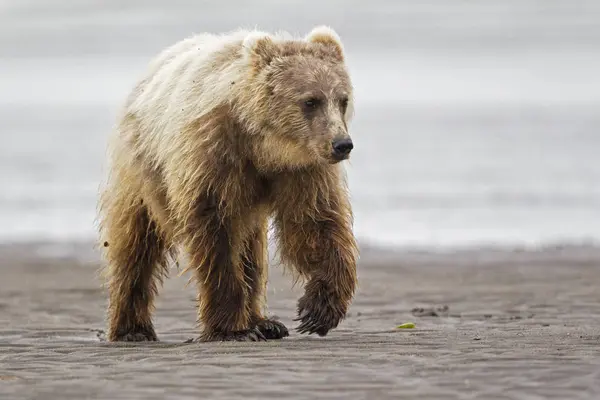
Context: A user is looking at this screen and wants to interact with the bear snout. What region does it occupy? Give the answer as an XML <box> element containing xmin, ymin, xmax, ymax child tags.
<box><xmin>331</xmin><ymin>137</ymin><xmax>353</xmax><ymax>160</ymax></box>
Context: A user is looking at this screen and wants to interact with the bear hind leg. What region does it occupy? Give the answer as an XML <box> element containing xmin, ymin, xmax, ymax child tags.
<box><xmin>102</xmin><ymin>194</ymin><xmax>170</xmax><ymax>342</ymax></box>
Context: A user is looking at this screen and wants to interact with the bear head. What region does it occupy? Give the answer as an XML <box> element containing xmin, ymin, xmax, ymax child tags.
<box><xmin>239</xmin><ymin>26</ymin><xmax>355</xmax><ymax>171</ymax></box>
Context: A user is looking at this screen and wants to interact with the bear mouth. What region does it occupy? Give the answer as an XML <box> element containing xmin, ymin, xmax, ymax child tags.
<box><xmin>329</xmin><ymin>154</ymin><xmax>350</xmax><ymax>164</ymax></box>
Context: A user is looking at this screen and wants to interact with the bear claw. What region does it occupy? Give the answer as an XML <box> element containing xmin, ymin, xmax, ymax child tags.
<box><xmin>295</xmin><ymin>313</ymin><xmax>333</xmax><ymax>336</ymax></box>
<box><xmin>295</xmin><ymin>281</ymin><xmax>346</xmax><ymax>337</ymax></box>
<box><xmin>198</xmin><ymin>327</ymin><xmax>267</xmax><ymax>342</ymax></box>
<box><xmin>112</xmin><ymin>327</ymin><xmax>158</xmax><ymax>342</ymax></box>
<box><xmin>255</xmin><ymin>318</ymin><xmax>289</xmax><ymax>340</ymax></box>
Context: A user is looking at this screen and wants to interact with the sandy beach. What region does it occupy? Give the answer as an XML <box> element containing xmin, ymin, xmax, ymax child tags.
<box><xmin>1</xmin><ymin>242</ymin><xmax>599</xmax><ymax>399</ymax></box>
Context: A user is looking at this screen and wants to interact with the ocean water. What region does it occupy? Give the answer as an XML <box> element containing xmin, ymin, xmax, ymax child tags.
<box><xmin>1</xmin><ymin>0</ymin><xmax>599</xmax><ymax>249</ymax></box>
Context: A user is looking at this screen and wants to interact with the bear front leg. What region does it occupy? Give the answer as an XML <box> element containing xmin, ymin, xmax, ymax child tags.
<box><xmin>242</xmin><ymin>222</ymin><xmax>289</xmax><ymax>340</ymax></box>
<box><xmin>274</xmin><ymin>180</ymin><xmax>358</xmax><ymax>337</ymax></box>
<box><xmin>293</xmin><ymin>219</ymin><xmax>358</xmax><ymax>336</ymax></box>
<box><xmin>187</xmin><ymin>213</ymin><xmax>266</xmax><ymax>342</ymax></box>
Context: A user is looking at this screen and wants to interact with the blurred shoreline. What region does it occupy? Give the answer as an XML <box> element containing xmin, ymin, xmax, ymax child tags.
<box><xmin>2</xmin><ymin>237</ymin><xmax>600</xmax><ymax>268</ymax></box>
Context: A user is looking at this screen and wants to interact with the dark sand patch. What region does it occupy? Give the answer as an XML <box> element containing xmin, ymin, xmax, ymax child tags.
<box><xmin>1</xmin><ymin>243</ymin><xmax>600</xmax><ymax>399</ymax></box>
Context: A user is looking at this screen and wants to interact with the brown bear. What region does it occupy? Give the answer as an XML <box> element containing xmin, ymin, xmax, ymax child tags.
<box><xmin>98</xmin><ymin>26</ymin><xmax>358</xmax><ymax>342</ymax></box>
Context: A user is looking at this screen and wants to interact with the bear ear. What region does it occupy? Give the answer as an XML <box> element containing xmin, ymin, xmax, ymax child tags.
<box><xmin>242</xmin><ymin>31</ymin><xmax>279</xmax><ymax>68</ymax></box>
<box><xmin>305</xmin><ymin>25</ymin><xmax>345</xmax><ymax>61</ymax></box>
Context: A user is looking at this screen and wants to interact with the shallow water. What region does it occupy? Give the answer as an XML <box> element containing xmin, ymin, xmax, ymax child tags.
<box><xmin>1</xmin><ymin>0</ymin><xmax>599</xmax><ymax>248</ymax></box>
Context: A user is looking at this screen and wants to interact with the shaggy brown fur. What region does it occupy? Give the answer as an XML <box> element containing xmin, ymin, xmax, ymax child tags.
<box><xmin>98</xmin><ymin>26</ymin><xmax>358</xmax><ymax>342</ymax></box>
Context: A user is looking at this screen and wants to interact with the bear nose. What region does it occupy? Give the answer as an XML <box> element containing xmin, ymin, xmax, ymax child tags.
<box><xmin>332</xmin><ymin>138</ymin><xmax>354</xmax><ymax>157</ymax></box>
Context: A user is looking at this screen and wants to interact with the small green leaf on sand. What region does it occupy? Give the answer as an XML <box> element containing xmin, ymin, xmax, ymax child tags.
<box><xmin>396</xmin><ymin>322</ymin><xmax>416</xmax><ymax>329</ymax></box>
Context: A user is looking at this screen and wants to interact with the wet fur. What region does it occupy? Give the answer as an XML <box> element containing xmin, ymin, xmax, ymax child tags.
<box><xmin>98</xmin><ymin>26</ymin><xmax>358</xmax><ymax>342</ymax></box>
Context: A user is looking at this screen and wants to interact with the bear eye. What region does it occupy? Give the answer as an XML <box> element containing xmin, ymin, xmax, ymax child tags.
<box><xmin>340</xmin><ymin>96</ymin><xmax>349</xmax><ymax>112</ymax></box>
<box><xmin>303</xmin><ymin>97</ymin><xmax>321</xmax><ymax>110</ymax></box>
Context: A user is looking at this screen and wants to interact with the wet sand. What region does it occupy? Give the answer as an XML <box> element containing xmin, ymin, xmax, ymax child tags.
<box><xmin>1</xmin><ymin>242</ymin><xmax>600</xmax><ymax>399</ymax></box>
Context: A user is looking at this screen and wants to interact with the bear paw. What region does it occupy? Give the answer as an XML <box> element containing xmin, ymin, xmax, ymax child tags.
<box><xmin>255</xmin><ymin>318</ymin><xmax>289</xmax><ymax>340</ymax></box>
<box><xmin>295</xmin><ymin>280</ymin><xmax>347</xmax><ymax>337</ymax></box>
<box><xmin>111</xmin><ymin>326</ymin><xmax>158</xmax><ymax>342</ymax></box>
<box><xmin>198</xmin><ymin>327</ymin><xmax>267</xmax><ymax>342</ymax></box>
